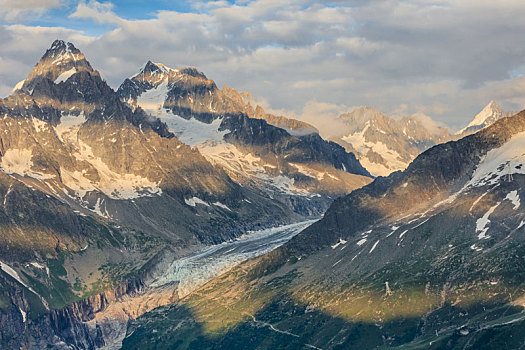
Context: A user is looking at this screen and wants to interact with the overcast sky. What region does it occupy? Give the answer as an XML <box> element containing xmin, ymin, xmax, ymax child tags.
<box><xmin>1</xmin><ymin>0</ymin><xmax>525</xmax><ymax>131</ymax></box>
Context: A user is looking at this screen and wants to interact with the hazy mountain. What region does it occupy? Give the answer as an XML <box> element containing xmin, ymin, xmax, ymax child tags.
<box><xmin>328</xmin><ymin>106</ymin><xmax>450</xmax><ymax>176</ymax></box>
<box><xmin>325</xmin><ymin>102</ymin><xmax>513</xmax><ymax>177</ymax></box>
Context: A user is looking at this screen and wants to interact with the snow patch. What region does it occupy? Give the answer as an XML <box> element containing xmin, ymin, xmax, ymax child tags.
<box><xmin>291</xmin><ymin>163</ymin><xmax>334</xmax><ymax>181</ymax></box>
<box><xmin>55</xmin><ymin>113</ymin><xmax>86</xmax><ymax>141</ymax></box>
<box><xmin>470</xmin><ymin>244</ymin><xmax>483</xmax><ymax>252</ymax></box>
<box><xmin>0</xmin><ymin>148</ymin><xmax>54</xmax><ymax>180</ymax></box>
<box><xmin>19</xmin><ymin>307</ymin><xmax>26</xmax><ymax>323</ymax></box>
<box><xmin>54</xmin><ymin>68</ymin><xmax>77</xmax><ymax>84</ymax></box>
<box><xmin>185</xmin><ymin>197</ymin><xmax>209</xmax><ymax>207</ymax></box>
<box><xmin>469</xmin><ymin>191</ymin><xmax>489</xmax><ymax>213</ymax></box>
<box><xmin>476</xmin><ymin>202</ymin><xmax>500</xmax><ymax>239</ymax></box>
<box><xmin>331</xmin><ymin>238</ymin><xmax>347</xmax><ymax>249</ymax></box>
<box><xmin>356</xmin><ymin>238</ymin><xmax>367</xmax><ymax>246</ymax></box>
<box><xmin>30</xmin><ymin>262</ymin><xmax>50</xmax><ymax>276</ymax></box>
<box><xmin>386</xmin><ymin>225</ymin><xmax>399</xmax><ymax>237</ymax></box>
<box><xmin>505</xmin><ymin>191</ymin><xmax>520</xmax><ymax>210</ymax></box>
<box><xmin>32</xmin><ymin>118</ymin><xmax>47</xmax><ymax>132</ymax></box>
<box><xmin>11</xmin><ymin>79</ymin><xmax>25</xmax><ymax>93</ymax></box>
<box><xmin>92</xmin><ymin>198</ymin><xmax>111</xmax><ymax>219</ymax></box>
<box><xmin>212</xmin><ymin>201</ymin><xmax>231</xmax><ymax>211</ymax></box>
<box><xmin>369</xmin><ymin>240</ymin><xmax>380</xmax><ymax>253</ymax></box>
<box><xmin>134</xmin><ymin>80</ymin><xmax>227</xmax><ymax>146</ymax></box>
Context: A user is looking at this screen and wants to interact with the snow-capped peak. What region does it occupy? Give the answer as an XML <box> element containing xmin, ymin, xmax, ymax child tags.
<box><xmin>130</xmin><ymin>61</ymin><xmax>179</xmax><ymax>87</ymax></box>
<box><xmin>456</xmin><ymin>101</ymin><xmax>504</xmax><ymax>135</ymax></box>
<box><xmin>137</xmin><ymin>61</ymin><xmax>177</xmax><ymax>78</ymax></box>
<box><xmin>43</xmin><ymin>40</ymin><xmax>84</xmax><ymax>66</ymax></box>
<box><xmin>11</xmin><ymin>40</ymin><xmax>93</xmax><ymax>95</ymax></box>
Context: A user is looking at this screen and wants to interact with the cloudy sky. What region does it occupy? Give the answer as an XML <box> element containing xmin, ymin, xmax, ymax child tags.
<box><xmin>1</xmin><ymin>0</ymin><xmax>525</xmax><ymax>131</ymax></box>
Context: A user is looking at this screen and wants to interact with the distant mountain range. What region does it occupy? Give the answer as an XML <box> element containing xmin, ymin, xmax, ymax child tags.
<box><xmin>315</xmin><ymin>102</ymin><xmax>514</xmax><ymax>176</ymax></box>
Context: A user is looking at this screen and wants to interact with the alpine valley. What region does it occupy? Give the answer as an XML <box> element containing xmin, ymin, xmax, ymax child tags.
<box><xmin>0</xmin><ymin>40</ymin><xmax>523</xmax><ymax>350</ymax></box>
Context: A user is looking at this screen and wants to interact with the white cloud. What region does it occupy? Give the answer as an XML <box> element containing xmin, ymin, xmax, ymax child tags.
<box><xmin>69</xmin><ymin>0</ymin><xmax>123</xmax><ymax>25</ymax></box>
<box><xmin>1</xmin><ymin>0</ymin><xmax>525</xmax><ymax>130</ymax></box>
<box><xmin>0</xmin><ymin>0</ymin><xmax>62</xmax><ymax>22</ymax></box>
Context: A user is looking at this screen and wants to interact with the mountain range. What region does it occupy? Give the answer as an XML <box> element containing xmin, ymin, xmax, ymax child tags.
<box><xmin>0</xmin><ymin>40</ymin><xmax>372</xmax><ymax>349</ymax></box>
<box><xmin>318</xmin><ymin>102</ymin><xmax>514</xmax><ymax>177</ymax></box>
<box><xmin>0</xmin><ymin>40</ymin><xmax>523</xmax><ymax>349</ymax></box>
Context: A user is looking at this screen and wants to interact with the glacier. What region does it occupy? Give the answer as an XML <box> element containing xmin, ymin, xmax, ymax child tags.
<box><xmin>151</xmin><ymin>220</ymin><xmax>316</xmax><ymax>298</ymax></box>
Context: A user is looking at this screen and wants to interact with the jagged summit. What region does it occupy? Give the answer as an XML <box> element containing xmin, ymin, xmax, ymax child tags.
<box><xmin>119</xmin><ymin>61</ymin><xmax>210</xmax><ymax>103</ymax></box>
<box><xmin>133</xmin><ymin>61</ymin><xmax>177</xmax><ymax>84</ymax></box>
<box><xmin>13</xmin><ymin>40</ymin><xmax>95</xmax><ymax>94</ymax></box>
<box><xmin>133</xmin><ymin>61</ymin><xmax>206</xmax><ymax>82</ymax></box>
<box><xmin>43</xmin><ymin>40</ymin><xmax>83</xmax><ymax>62</ymax></box>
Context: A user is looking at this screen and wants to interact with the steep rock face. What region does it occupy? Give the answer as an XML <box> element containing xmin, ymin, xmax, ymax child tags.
<box><xmin>118</xmin><ymin>62</ymin><xmax>371</xmax><ymax>216</ymax></box>
<box><xmin>124</xmin><ymin>110</ymin><xmax>525</xmax><ymax>349</ymax></box>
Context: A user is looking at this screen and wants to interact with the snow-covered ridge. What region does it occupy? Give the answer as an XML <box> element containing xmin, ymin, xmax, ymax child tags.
<box><xmin>0</xmin><ymin>114</ymin><xmax>162</xmax><ymax>200</ymax></box>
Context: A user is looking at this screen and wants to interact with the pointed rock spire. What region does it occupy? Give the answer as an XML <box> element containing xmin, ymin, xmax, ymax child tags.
<box><xmin>19</xmin><ymin>40</ymin><xmax>95</xmax><ymax>93</ymax></box>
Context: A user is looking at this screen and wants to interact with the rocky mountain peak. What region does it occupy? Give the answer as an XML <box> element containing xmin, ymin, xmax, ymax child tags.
<box><xmin>15</xmin><ymin>40</ymin><xmax>95</xmax><ymax>94</ymax></box>
<box><xmin>43</xmin><ymin>40</ymin><xmax>82</xmax><ymax>62</ymax></box>
<box><xmin>177</xmin><ymin>67</ymin><xmax>208</xmax><ymax>79</ymax></box>
<box><xmin>133</xmin><ymin>61</ymin><xmax>176</xmax><ymax>86</ymax></box>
